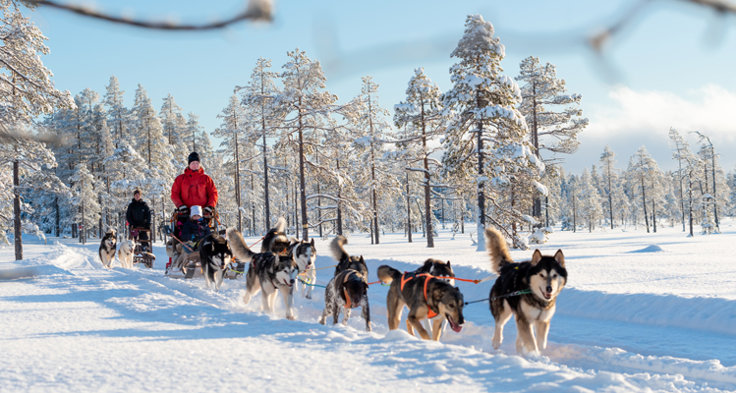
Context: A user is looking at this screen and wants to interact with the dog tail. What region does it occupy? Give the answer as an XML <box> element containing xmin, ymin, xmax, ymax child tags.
<box><xmin>330</xmin><ymin>235</ymin><xmax>349</xmax><ymax>262</ymax></box>
<box><xmin>377</xmin><ymin>265</ymin><xmax>402</xmax><ymax>284</ymax></box>
<box><xmin>226</xmin><ymin>228</ymin><xmax>255</xmax><ymax>262</ymax></box>
<box><xmin>274</xmin><ymin>216</ymin><xmax>287</xmax><ymax>234</ymax></box>
<box><xmin>485</xmin><ymin>227</ymin><xmax>513</xmax><ymax>273</ymax></box>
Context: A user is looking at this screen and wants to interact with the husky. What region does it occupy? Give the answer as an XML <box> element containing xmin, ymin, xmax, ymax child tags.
<box><xmin>199</xmin><ymin>234</ymin><xmax>233</xmax><ymax>291</ymax></box>
<box><xmin>411</xmin><ymin>259</ymin><xmax>455</xmax><ymax>337</ymax></box>
<box><xmin>288</xmin><ymin>238</ymin><xmax>317</xmax><ymax>299</ymax></box>
<box><xmin>329</xmin><ymin>235</ymin><xmax>368</xmax><ymax>278</ymax></box>
<box><xmin>485</xmin><ymin>227</ymin><xmax>568</xmax><ymax>355</ymax></box>
<box><xmin>319</xmin><ymin>269</ymin><xmax>371</xmax><ymax>331</ymax></box>
<box><xmin>377</xmin><ymin>264</ymin><xmax>464</xmax><ymax>341</ymax></box>
<box><xmin>261</xmin><ymin>216</ymin><xmax>290</xmax><ymax>254</ymax></box>
<box><xmin>227</xmin><ymin>228</ymin><xmax>297</xmax><ymax>320</ymax></box>
<box><xmin>118</xmin><ymin>238</ymin><xmax>136</xmax><ymax>269</ymax></box>
<box><xmin>98</xmin><ymin>229</ymin><xmax>117</xmax><ymax>269</ymax></box>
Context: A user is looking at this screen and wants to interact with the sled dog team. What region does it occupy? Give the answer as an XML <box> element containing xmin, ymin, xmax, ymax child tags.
<box><xmin>98</xmin><ymin>229</ymin><xmax>139</xmax><ymax>270</ymax></box>
<box><xmin>100</xmin><ymin>218</ymin><xmax>567</xmax><ymax>354</ymax></box>
<box><xmin>225</xmin><ymin>220</ymin><xmax>568</xmax><ymax>355</ymax></box>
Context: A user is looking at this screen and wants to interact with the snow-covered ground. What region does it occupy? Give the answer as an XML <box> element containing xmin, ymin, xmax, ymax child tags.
<box><xmin>2</xmin><ymin>220</ymin><xmax>735</xmax><ymax>392</ymax></box>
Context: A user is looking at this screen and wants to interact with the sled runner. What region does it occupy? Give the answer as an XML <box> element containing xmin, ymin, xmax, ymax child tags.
<box><xmin>128</xmin><ymin>227</ymin><xmax>155</xmax><ymax>268</ymax></box>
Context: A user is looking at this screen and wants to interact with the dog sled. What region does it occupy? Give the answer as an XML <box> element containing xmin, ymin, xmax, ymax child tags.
<box><xmin>161</xmin><ymin>207</ymin><xmax>244</xmax><ymax>280</ymax></box>
<box><xmin>128</xmin><ymin>227</ymin><xmax>155</xmax><ymax>268</ymax></box>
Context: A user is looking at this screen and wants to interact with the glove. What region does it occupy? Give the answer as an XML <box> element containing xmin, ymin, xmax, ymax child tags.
<box><xmin>204</xmin><ymin>206</ymin><xmax>213</xmax><ymax>215</ymax></box>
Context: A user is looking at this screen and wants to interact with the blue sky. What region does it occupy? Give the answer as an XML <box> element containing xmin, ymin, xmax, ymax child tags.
<box><xmin>28</xmin><ymin>0</ymin><xmax>736</xmax><ymax>173</ymax></box>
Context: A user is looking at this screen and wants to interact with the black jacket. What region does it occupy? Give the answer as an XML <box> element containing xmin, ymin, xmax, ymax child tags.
<box><xmin>126</xmin><ymin>199</ymin><xmax>151</xmax><ymax>228</ymax></box>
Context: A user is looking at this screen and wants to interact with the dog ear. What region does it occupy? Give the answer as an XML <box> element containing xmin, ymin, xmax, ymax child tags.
<box><xmin>359</xmin><ymin>255</ymin><xmax>365</xmax><ymax>263</ymax></box>
<box><xmin>554</xmin><ymin>249</ymin><xmax>565</xmax><ymax>267</ymax></box>
<box><xmin>446</xmin><ymin>260</ymin><xmax>451</xmax><ymax>267</ymax></box>
<box><xmin>531</xmin><ymin>249</ymin><xmax>542</xmax><ymax>265</ymax></box>
<box><xmin>310</xmin><ymin>238</ymin><xmax>314</xmax><ymax>246</ymax></box>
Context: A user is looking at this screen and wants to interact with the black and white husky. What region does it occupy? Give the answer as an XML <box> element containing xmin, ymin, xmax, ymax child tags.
<box><xmin>98</xmin><ymin>229</ymin><xmax>117</xmax><ymax>269</ymax></box>
<box><xmin>227</xmin><ymin>228</ymin><xmax>297</xmax><ymax>320</ymax></box>
<box><xmin>199</xmin><ymin>234</ymin><xmax>233</xmax><ymax>291</ymax></box>
<box><xmin>485</xmin><ymin>227</ymin><xmax>568</xmax><ymax>355</ymax></box>
<box><xmin>261</xmin><ymin>216</ymin><xmax>290</xmax><ymax>254</ymax></box>
<box><xmin>289</xmin><ymin>238</ymin><xmax>317</xmax><ymax>298</ymax></box>
<box><xmin>319</xmin><ymin>269</ymin><xmax>371</xmax><ymax>331</ymax></box>
<box><xmin>329</xmin><ymin>235</ymin><xmax>368</xmax><ymax>278</ymax></box>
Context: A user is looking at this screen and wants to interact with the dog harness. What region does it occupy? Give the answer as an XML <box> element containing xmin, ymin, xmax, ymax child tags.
<box><xmin>400</xmin><ymin>272</ymin><xmax>438</xmax><ymax>319</ymax></box>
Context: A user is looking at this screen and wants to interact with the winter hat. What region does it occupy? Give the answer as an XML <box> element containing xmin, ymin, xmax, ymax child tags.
<box><xmin>133</xmin><ymin>188</ymin><xmax>141</xmax><ymax>196</ymax></box>
<box><xmin>188</xmin><ymin>151</ymin><xmax>200</xmax><ymax>164</ymax></box>
<box><xmin>190</xmin><ymin>205</ymin><xmax>203</xmax><ymax>218</ymax></box>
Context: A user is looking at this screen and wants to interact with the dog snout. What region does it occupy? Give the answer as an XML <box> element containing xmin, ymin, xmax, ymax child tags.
<box><xmin>546</xmin><ymin>285</ymin><xmax>552</xmax><ymax>293</ymax></box>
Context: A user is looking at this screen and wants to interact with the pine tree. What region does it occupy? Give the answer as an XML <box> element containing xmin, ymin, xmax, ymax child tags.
<box><xmin>0</xmin><ymin>4</ymin><xmax>73</xmax><ymax>258</ymax></box>
<box><xmin>103</xmin><ymin>75</ymin><xmax>128</xmax><ymax>147</ymax></box>
<box><xmin>213</xmin><ymin>95</ymin><xmax>247</xmax><ymax>232</ymax></box>
<box><xmin>516</xmin><ymin>56</ymin><xmax>588</xmax><ymax>221</ymax></box>
<box><xmin>442</xmin><ymin>14</ymin><xmax>539</xmax><ymax>249</ymax></box>
<box><xmin>627</xmin><ymin>146</ymin><xmax>660</xmax><ymax>233</ymax></box>
<box><xmin>394</xmin><ymin>68</ymin><xmax>443</xmax><ymax>247</ymax></box>
<box><xmin>239</xmin><ymin>57</ymin><xmax>280</xmax><ymax>230</ymax></box>
<box><xmin>70</xmin><ymin>162</ymin><xmax>100</xmax><ymax>244</ymax></box>
<box><xmin>599</xmin><ymin>146</ymin><xmax>617</xmax><ymax>229</ymax></box>
<box><xmin>277</xmin><ymin>48</ymin><xmax>338</xmax><ymax>240</ymax></box>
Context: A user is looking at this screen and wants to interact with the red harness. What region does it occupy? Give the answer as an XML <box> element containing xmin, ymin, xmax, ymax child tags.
<box><xmin>400</xmin><ymin>272</ymin><xmax>437</xmax><ymax>319</ymax></box>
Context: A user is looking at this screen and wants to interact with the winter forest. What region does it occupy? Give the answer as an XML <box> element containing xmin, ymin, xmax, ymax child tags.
<box><xmin>3</xmin><ymin>3</ymin><xmax>736</xmax><ymax>261</ymax></box>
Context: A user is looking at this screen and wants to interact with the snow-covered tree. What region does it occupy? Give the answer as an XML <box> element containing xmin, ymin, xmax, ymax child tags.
<box><xmin>213</xmin><ymin>94</ymin><xmax>248</xmax><ymax>232</ymax></box>
<box><xmin>599</xmin><ymin>146</ymin><xmax>617</xmax><ymax>229</ymax></box>
<box><xmin>349</xmin><ymin>76</ymin><xmax>394</xmax><ymax>244</ymax></box>
<box><xmin>394</xmin><ymin>67</ymin><xmax>443</xmax><ymax>247</ymax></box>
<box><xmin>70</xmin><ymin>162</ymin><xmax>100</xmax><ymax>244</ymax></box>
<box><xmin>0</xmin><ymin>4</ymin><xmax>73</xmax><ymax>258</ymax></box>
<box><xmin>276</xmin><ymin>48</ymin><xmax>338</xmax><ymax>240</ymax></box>
<box><xmin>103</xmin><ymin>75</ymin><xmax>128</xmax><ymax>147</ymax></box>
<box><xmin>442</xmin><ymin>14</ymin><xmax>539</xmax><ymax>249</ymax></box>
<box><xmin>516</xmin><ymin>56</ymin><xmax>588</xmax><ymax>221</ymax></box>
<box><xmin>626</xmin><ymin>146</ymin><xmax>661</xmax><ymax>233</ymax></box>
<box><xmin>578</xmin><ymin>169</ymin><xmax>603</xmax><ymax>232</ymax></box>
<box><xmin>238</xmin><ymin>57</ymin><xmax>280</xmax><ymax>230</ymax></box>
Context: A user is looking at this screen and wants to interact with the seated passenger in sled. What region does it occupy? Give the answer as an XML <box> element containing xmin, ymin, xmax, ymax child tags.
<box><xmin>179</xmin><ymin>205</ymin><xmax>211</xmax><ymax>251</ymax></box>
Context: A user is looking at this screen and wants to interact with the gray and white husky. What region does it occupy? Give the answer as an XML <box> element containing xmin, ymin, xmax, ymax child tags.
<box><xmin>289</xmin><ymin>238</ymin><xmax>317</xmax><ymax>299</ymax></box>
<box><xmin>227</xmin><ymin>228</ymin><xmax>297</xmax><ymax>320</ymax></box>
<box><xmin>199</xmin><ymin>234</ymin><xmax>233</xmax><ymax>291</ymax></box>
<box><xmin>485</xmin><ymin>227</ymin><xmax>568</xmax><ymax>355</ymax></box>
<box><xmin>98</xmin><ymin>229</ymin><xmax>117</xmax><ymax>269</ymax></box>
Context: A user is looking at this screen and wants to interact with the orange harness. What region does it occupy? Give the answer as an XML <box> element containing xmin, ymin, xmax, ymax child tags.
<box><xmin>400</xmin><ymin>272</ymin><xmax>437</xmax><ymax>319</ymax></box>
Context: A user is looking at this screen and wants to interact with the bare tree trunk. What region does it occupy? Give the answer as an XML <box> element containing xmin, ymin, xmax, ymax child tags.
<box><xmin>475</xmin><ymin>90</ymin><xmax>486</xmax><ymax>251</ymax></box>
<box><xmin>368</xmin><ymin>95</ymin><xmax>379</xmax><ymax>245</ymax></box>
<box><xmin>13</xmin><ymin>160</ymin><xmax>22</xmax><ymax>260</ymax></box>
<box><xmin>250</xmin><ymin>168</ymin><xmax>256</xmax><ymax>236</ymax></box>
<box><xmin>420</xmin><ymin>96</ymin><xmax>433</xmax><ymax>248</ymax></box>
<box><xmin>336</xmin><ymin>157</ymin><xmax>343</xmax><ymax>236</ymax></box>
<box><xmin>572</xmin><ymin>185</ymin><xmax>577</xmax><ymax>233</ymax></box>
<box><xmin>652</xmin><ymin>199</ymin><xmax>657</xmax><ymax>233</ymax></box>
<box><xmin>298</xmin><ymin>103</ymin><xmax>309</xmax><ymax>240</ymax></box>
<box><xmin>688</xmin><ymin>171</ymin><xmax>694</xmax><ymax>237</ymax></box>
<box><xmin>606</xmin><ymin>165</ymin><xmax>614</xmax><ymax>229</ymax></box>
<box><xmin>55</xmin><ymin>196</ymin><xmax>60</xmax><ymax>237</ymax></box>
<box><xmin>641</xmin><ymin>174</ymin><xmax>649</xmax><ymax>233</ymax></box>
<box><xmin>233</xmin><ymin>114</ymin><xmax>242</xmax><ymax>233</ymax></box>
<box><xmin>261</xmin><ymin>76</ymin><xmax>271</xmax><ymax>231</ymax></box>
<box><xmin>406</xmin><ymin>170</ymin><xmax>412</xmax><ymax>243</ymax></box>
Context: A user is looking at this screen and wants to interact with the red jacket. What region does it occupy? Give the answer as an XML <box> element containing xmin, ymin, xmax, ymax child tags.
<box><xmin>171</xmin><ymin>167</ymin><xmax>218</xmax><ymax>208</ymax></box>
